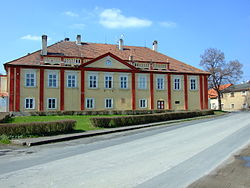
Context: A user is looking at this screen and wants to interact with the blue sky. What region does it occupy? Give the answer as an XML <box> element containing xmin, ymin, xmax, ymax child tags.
<box><xmin>0</xmin><ymin>0</ymin><xmax>250</xmax><ymax>82</ymax></box>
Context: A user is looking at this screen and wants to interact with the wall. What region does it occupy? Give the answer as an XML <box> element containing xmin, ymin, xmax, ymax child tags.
<box><xmin>84</xmin><ymin>71</ymin><xmax>132</xmax><ymax>110</ymax></box>
<box><xmin>221</xmin><ymin>91</ymin><xmax>250</xmax><ymax>111</ymax></box>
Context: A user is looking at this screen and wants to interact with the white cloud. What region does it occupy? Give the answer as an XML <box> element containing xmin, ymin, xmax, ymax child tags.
<box><xmin>99</xmin><ymin>9</ymin><xmax>152</xmax><ymax>29</ymax></box>
<box><xmin>64</xmin><ymin>11</ymin><xmax>79</xmax><ymax>17</ymax></box>
<box><xmin>159</xmin><ymin>21</ymin><xmax>177</xmax><ymax>28</ymax></box>
<box><xmin>70</xmin><ymin>23</ymin><xmax>86</xmax><ymax>30</ymax></box>
<box><xmin>21</xmin><ymin>35</ymin><xmax>51</xmax><ymax>41</ymax></box>
<box><xmin>20</xmin><ymin>35</ymin><xmax>40</xmax><ymax>41</ymax></box>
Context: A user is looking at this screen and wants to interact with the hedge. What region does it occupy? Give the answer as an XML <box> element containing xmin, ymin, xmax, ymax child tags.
<box><xmin>0</xmin><ymin>120</ymin><xmax>76</xmax><ymax>136</ymax></box>
<box><xmin>13</xmin><ymin>109</ymin><xmax>173</xmax><ymax>117</ymax></box>
<box><xmin>90</xmin><ymin>110</ymin><xmax>214</xmax><ymax>128</ymax></box>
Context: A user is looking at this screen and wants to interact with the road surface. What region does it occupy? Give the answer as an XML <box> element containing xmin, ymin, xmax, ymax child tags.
<box><xmin>0</xmin><ymin>112</ymin><xmax>250</xmax><ymax>188</ymax></box>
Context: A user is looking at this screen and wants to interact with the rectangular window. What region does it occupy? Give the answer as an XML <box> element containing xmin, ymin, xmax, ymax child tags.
<box><xmin>139</xmin><ymin>99</ymin><xmax>147</xmax><ymax>108</ymax></box>
<box><xmin>190</xmin><ymin>78</ymin><xmax>197</xmax><ymax>90</ymax></box>
<box><xmin>25</xmin><ymin>98</ymin><xmax>35</xmax><ymax>109</ymax></box>
<box><xmin>156</xmin><ymin>77</ymin><xmax>164</xmax><ymax>90</ymax></box>
<box><xmin>230</xmin><ymin>92</ymin><xmax>234</xmax><ymax>97</ymax></box>
<box><xmin>105</xmin><ymin>98</ymin><xmax>113</xmax><ymax>108</ymax></box>
<box><xmin>67</xmin><ymin>74</ymin><xmax>77</xmax><ymax>88</ymax></box>
<box><xmin>174</xmin><ymin>78</ymin><xmax>181</xmax><ymax>90</ymax></box>
<box><xmin>120</xmin><ymin>75</ymin><xmax>128</xmax><ymax>89</ymax></box>
<box><xmin>48</xmin><ymin>73</ymin><xmax>58</xmax><ymax>88</ymax></box>
<box><xmin>25</xmin><ymin>72</ymin><xmax>36</xmax><ymax>87</ymax></box>
<box><xmin>86</xmin><ymin>98</ymin><xmax>95</xmax><ymax>109</ymax></box>
<box><xmin>138</xmin><ymin>75</ymin><xmax>147</xmax><ymax>89</ymax></box>
<box><xmin>242</xmin><ymin>91</ymin><xmax>246</xmax><ymax>96</ymax></box>
<box><xmin>105</xmin><ymin>75</ymin><xmax>113</xmax><ymax>89</ymax></box>
<box><xmin>88</xmin><ymin>74</ymin><xmax>98</xmax><ymax>88</ymax></box>
<box><xmin>231</xmin><ymin>104</ymin><xmax>234</xmax><ymax>109</ymax></box>
<box><xmin>157</xmin><ymin>100</ymin><xmax>164</xmax><ymax>109</ymax></box>
<box><xmin>47</xmin><ymin>98</ymin><xmax>57</xmax><ymax>109</ymax></box>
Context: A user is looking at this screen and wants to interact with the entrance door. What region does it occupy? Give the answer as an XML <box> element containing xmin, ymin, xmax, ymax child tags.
<box><xmin>157</xmin><ymin>100</ymin><xmax>164</xmax><ymax>109</ymax></box>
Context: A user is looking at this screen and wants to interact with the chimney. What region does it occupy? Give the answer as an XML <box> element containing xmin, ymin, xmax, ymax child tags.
<box><xmin>152</xmin><ymin>40</ymin><xmax>158</xmax><ymax>51</ymax></box>
<box><xmin>76</xmin><ymin>35</ymin><xmax>81</xmax><ymax>45</ymax></box>
<box><xmin>41</xmin><ymin>35</ymin><xmax>47</xmax><ymax>56</ymax></box>
<box><xmin>129</xmin><ymin>55</ymin><xmax>133</xmax><ymax>62</ymax></box>
<box><xmin>118</xmin><ymin>38</ymin><xmax>123</xmax><ymax>50</ymax></box>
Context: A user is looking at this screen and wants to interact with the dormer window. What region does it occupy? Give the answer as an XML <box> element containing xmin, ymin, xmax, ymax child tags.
<box><xmin>64</xmin><ymin>58</ymin><xmax>81</xmax><ymax>66</ymax></box>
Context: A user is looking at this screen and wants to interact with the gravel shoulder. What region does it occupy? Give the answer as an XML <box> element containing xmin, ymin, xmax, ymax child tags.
<box><xmin>188</xmin><ymin>144</ymin><xmax>250</xmax><ymax>188</ymax></box>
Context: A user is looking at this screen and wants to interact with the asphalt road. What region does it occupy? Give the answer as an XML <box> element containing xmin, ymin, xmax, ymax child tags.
<box><xmin>0</xmin><ymin>112</ymin><xmax>250</xmax><ymax>188</ymax></box>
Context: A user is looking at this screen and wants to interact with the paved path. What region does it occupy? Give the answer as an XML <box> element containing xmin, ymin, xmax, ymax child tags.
<box><xmin>0</xmin><ymin>112</ymin><xmax>250</xmax><ymax>188</ymax></box>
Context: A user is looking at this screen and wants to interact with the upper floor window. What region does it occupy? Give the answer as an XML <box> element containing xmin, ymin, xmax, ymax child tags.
<box><xmin>174</xmin><ymin>77</ymin><xmax>181</xmax><ymax>90</ymax></box>
<box><xmin>241</xmin><ymin>91</ymin><xmax>247</xmax><ymax>96</ymax></box>
<box><xmin>25</xmin><ymin>98</ymin><xmax>35</xmax><ymax>109</ymax></box>
<box><xmin>67</xmin><ymin>73</ymin><xmax>77</xmax><ymax>88</ymax></box>
<box><xmin>156</xmin><ymin>76</ymin><xmax>164</xmax><ymax>90</ymax></box>
<box><xmin>138</xmin><ymin>75</ymin><xmax>147</xmax><ymax>89</ymax></box>
<box><xmin>120</xmin><ymin>75</ymin><xmax>128</xmax><ymax>89</ymax></box>
<box><xmin>48</xmin><ymin>72</ymin><xmax>58</xmax><ymax>88</ymax></box>
<box><xmin>230</xmin><ymin>92</ymin><xmax>234</xmax><ymax>97</ymax></box>
<box><xmin>190</xmin><ymin>78</ymin><xmax>197</xmax><ymax>90</ymax></box>
<box><xmin>88</xmin><ymin>73</ymin><xmax>98</xmax><ymax>88</ymax></box>
<box><xmin>25</xmin><ymin>71</ymin><xmax>36</xmax><ymax>87</ymax></box>
<box><xmin>105</xmin><ymin>75</ymin><xmax>113</xmax><ymax>89</ymax></box>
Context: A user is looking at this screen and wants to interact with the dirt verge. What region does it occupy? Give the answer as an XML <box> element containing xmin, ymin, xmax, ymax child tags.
<box><xmin>188</xmin><ymin>144</ymin><xmax>250</xmax><ymax>188</ymax></box>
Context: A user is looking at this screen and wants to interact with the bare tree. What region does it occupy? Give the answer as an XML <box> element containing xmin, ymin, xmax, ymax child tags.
<box><xmin>200</xmin><ymin>48</ymin><xmax>243</xmax><ymax>110</ymax></box>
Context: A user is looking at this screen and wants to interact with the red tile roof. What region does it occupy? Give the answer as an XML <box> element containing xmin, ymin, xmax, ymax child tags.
<box><xmin>208</xmin><ymin>84</ymin><xmax>233</xmax><ymax>99</ymax></box>
<box><xmin>5</xmin><ymin>41</ymin><xmax>209</xmax><ymax>74</ymax></box>
<box><xmin>0</xmin><ymin>92</ymin><xmax>8</xmax><ymax>97</ymax></box>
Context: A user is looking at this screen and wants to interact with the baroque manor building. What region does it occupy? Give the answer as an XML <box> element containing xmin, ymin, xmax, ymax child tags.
<box><xmin>4</xmin><ymin>35</ymin><xmax>209</xmax><ymax>112</ymax></box>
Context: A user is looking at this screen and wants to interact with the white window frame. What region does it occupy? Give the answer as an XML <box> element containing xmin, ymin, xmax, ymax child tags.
<box><xmin>190</xmin><ymin>77</ymin><xmax>197</xmax><ymax>90</ymax></box>
<box><xmin>24</xmin><ymin>97</ymin><xmax>35</xmax><ymax>109</ymax></box>
<box><xmin>47</xmin><ymin>98</ymin><xmax>57</xmax><ymax>109</ymax></box>
<box><xmin>105</xmin><ymin>98</ymin><xmax>113</xmax><ymax>109</ymax></box>
<box><xmin>88</xmin><ymin>73</ymin><xmax>98</xmax><ymax>89</ymax></box>
<box><xmin>47</xmin><ymin>71</ymin><xmax>58</xmax><ymax>88</ymax></box>
<box><xmin>241</xmin><ymin>91</ymin><xmax>247</xmax><ymax>96</ymax></box>
<box><xmin>156</xmin><ymin>75</ymin><xmax>165</xmax><ymax>90</ymax></box>
<box><xmin>231</xmin><ymin>103</ymin><xmax>234</xmax><ymax>109</ymax></box>
<box><xmin>139</xmin><ymin>99</ymin><xmax>147</xmax><ymax>108</ymax></box>
<box><xmin>86</xmin><ymin>98</ymin><xmax>95</xmax><ymax>109</ymax></box>
<box><xmin>173</xmin><ymin>76</ymin><xmax>181</xmax><ymax>90</ymax></box>
<box><xmin>104</xmin><ymin>74</ymin><xmax>113</xmax><ymax>89</ymax></box>
<box><xmin>138</xmin><ymin>74</ymin><xmax>147</xmax><ymax>89</ymax></box>
<box><xmin>24</xmin><ymin>70</ymin><xmax>36</xmax><ymax>87</ymax></box>
<box><xmin>66</xmin><ymin>72</ymin><xmax>77</xmax><ymax>88</ymax></box>
<box><xmin>119</xmin><ymin>74</ymin><xmax>129</xmax><ymax>89</ymax></box>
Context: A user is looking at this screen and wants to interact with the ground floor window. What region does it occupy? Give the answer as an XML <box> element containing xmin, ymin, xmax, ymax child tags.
<box><xmin>105</xmin><ymin>98</ymin><xmax>113</xmax><ymax>108</ymax></box>
<box><xmin>139</xmin><ymin>99</ymin><xmax>147</xmax><ymax>108</ymax></box>
<box><xmin>157</xmin><ymin>100</ymin><xmax>164</xmax><ymax>109</ymax></box>
<box><xmin>231</xmin><ymin>104</ymin><xmax>234</xmax><ymax>109</ymax></box>
<box><xmin>25</xmin><ymin>98</ymin><xmax>35</xmax><ymax>109</ymax></box>
<box><xmin>47</xmin><ymin>98</ymin><xmax>57</xmax><ymax>109</ymax></box>
<box><xmin>86</xmin><ymin>98</ymin><xmax>95</xmax><ymax>109</ymax></box>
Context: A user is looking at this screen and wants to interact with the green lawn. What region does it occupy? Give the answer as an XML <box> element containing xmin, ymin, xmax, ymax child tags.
<box><xmin>8</xmin><ymin>115</ymin><xmax>120</xmax><ymax>131</ymax></box>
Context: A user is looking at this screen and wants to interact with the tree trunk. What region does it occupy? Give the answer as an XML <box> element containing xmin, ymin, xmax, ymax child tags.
<box><xmin>218</xmin><ymin>93</ymin><xmax>222</xmax><ymax>111</ymax></box>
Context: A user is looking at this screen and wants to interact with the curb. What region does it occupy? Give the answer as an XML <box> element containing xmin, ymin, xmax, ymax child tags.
<box><xmin>11</xmin><ymin>113</ymin><xmax>226</xmax><ymax>147</ymax></box>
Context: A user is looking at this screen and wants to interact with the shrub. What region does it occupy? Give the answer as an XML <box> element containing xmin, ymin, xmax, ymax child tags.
<box><xmin>0</xmin><ymin>134</ymin><xmax>10</xmax><ymax>144</ymax></box>
<box><xmin>0</xmin><ymin>120</ymin><xmax>76</xmax><ymax>136</ymax></box>
<box><xmin>90</xmin><ymin>110</ymin><xmax>214</xmax><ymax>128</ymax></box>
<box><xmin>0</xmin><ymin>113</ymin><xmax>11</xmax><ymax>123</ymax></box>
